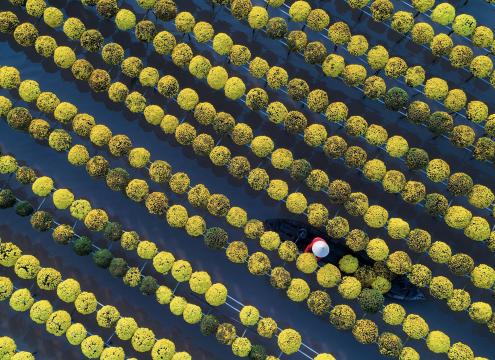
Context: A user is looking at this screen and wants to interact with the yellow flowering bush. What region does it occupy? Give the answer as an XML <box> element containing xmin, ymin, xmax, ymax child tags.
<box><xmin>239</xmin><ymin>305</ymin><xmax>259</xmax><ymax>326</ymax></box>
<box><xmin>296</xmin><ymin>253</ymin><xmax>318</xmax><ymax>274</ymax></box>
<box><xmin>287</xmin><ymin>278</ymin><xmax>310</xmax><ymax>302</ymax></box>
<box><xmin>277</xmin><ymin>329</ymin><xmax>301</xmax><ymax>355</ymax></box>
<box><xmin>205</xmin><ymin>283</ymin><xmax>227</xmax><ymax>306</ymax></box>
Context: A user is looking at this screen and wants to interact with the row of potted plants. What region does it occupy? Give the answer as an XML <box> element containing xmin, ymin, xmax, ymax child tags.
<box><xmin>0</xmin><ymin>153</ymin><xmax>429</xmax><ymax>359</ymax></box>
<box><xmin>3</xmin><ymin>21</ymin><xmax>495</xmax><ymax>309</ymax></box>
<box><xmin>0</xmin><ymin>105</ymin><xmax>338</xmax><ymax>360</ymax></box>
<box><xmin>42</xmin><ymin>0</ymin><xmax>495</xmax><ymax>217</ymax></box>
<box><xmin>0</xmin><ymin>239</ymin><xmax>191</xmax><ymax>359</ymax></box>
<box><xmin>0</xmin><ymin>274</ymin><xmax>134</xmax><ymax>360</ymax></box>
<box><xmin>2</xmin><ymin>3</ymin><xmax>492</xmax><ymax>352</ymax></box>
<box><xmin>256</xmin><ymin>0</ymin><xmax>495</xmax><ymax>56</ymax></box>
<box><xmin>8</xmin><ymin>1</ymin><xmax>495</xmax><ymax>221</ymax></box>
<box><xmin>235</xmin><ymin>0</ymin><xmax>495</xmax><ymax>118</ymax></box>
<box><xmin>0</xmin><ymin>75</ymin><xmax>488</xmax><ymax>358</ymax></box>
<box><xmin>3</xmin><ymin>32</ymin><xmax>495</xmax><ymax>320</ymax></box>
<box><xmin>302</xmin><ymin>0</ymin><xmax>495</xmax><ymax>79</ymax></box>
<box><xmin>201</xmin><ymin>0</ymin><xmax>495</xmax><ymax>161</ymax></box>
<box><xmin>0</xmin><ymin>171</ymin><xmax>294</xmax><ymax>359</ymax></box>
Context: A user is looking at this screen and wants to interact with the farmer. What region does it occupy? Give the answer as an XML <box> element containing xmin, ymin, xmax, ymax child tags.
<box><xmin>304</xmin><ymin>237</ymin><xmax>329</xmax><ymax>260</ymax></box>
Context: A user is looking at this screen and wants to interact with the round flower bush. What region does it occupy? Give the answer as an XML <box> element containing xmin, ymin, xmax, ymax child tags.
<box><xmin>32</xmin><ymin>176</ymin><xmax>54</xmax><ymax>197</ymax></box>
<box><xmin>444</xmin><ymin>206</ymin><xmax>472</xmax><ymax>229</ymax></box>
<box><xmin>338</xmin><ymin>276</ymin><xmax>362</xmax><ymax>300</ymax></box>
<box><xmin>428</xmin><ymin>241</ymin><xmax>452</xmax><ymax>263</ymax></box>
<box><xmin>278</xmin><ymin>241</ymin><xmax>298</xmax><ymax>262</ymax></box>
<box><xmin>200</xmin><ymin>315</ymin><xmax>219</xmax><ymax>336</ymax></box>
<box><xmin>377</xmin><ymin>332</ymin><xmax>403</xmax><ymax>357</ymax></box>
<box><xmin>429</xmin><ymin>276</ymin><xmax>454</xmax><ymax>300</ymax></box>
<box><xmin>83</xmin><ymin>209</ymin><xmax>109</xmax><ymax>232</ymax></box>
<box><xmin>364</xmin><ymin>205</ymin><xmax>389</xmax><ymax>228</ymax></box>
<box><xmin>239</xmin><ymin>305</ymin><xmax>259</xmax><ymax>326</ymax></box>
<box><xmin>66</xmin><ymin>323</ymin><xmax>87</xmax><ymax>345</ymax></box>
<box><xmin>247</xmin><ymin>252</ymin><xmax>271</xmax><ymax>275</ymax></box>
<box><xmin>386</xmin><ymin>251</ymin><xmax>412</xmax><ymax>275</ymax></box>
<box><xmin>352</xmin><ymin>319</ymin><xmax>379</xmax><ymax>344</ymax></box>
<box><xmin>216</xmin><ymin>323</ymin><xmax>236</xmax><ymax>345</ymax></box>
<box><xmin>232</xmin><ymin>337</ymin><xmax>252</xmax><ymax>357</ymax></box>
<box><xmin>358</xmin><ymin>289</ymin><xmax>384</xmax><ymax>313</ymax></box>
<box><xmin>426</xmin><ymin>331</ymin><xmax>451</xmax><ymax>354</ymax></box>
<box><xmin>225</xmin><ymin>241</ymin><xmax>248</xmax><ymax>263</ymax></box>
<box><xmin>306</xmin><ymin>290</ymin><xmax>331</xmax><ymax>315</ymax></box>
<box><xmin>131</xmin><ymin>328</ymin><xmax>156</xmax><ymax>353</ymax></box>
<box><xmin>382</xmin><ymin>303</ymin><xmax>406</xmax><ymax>326</ymax></box>
<box><xmin>193</xmin><ymin>22</ymin><xmax>214</xmax><ymax>42</ymax></box>
<box><xmin>386</xmin><ymin>136</ymin><xmax>409</xmax><ymax>158</ymax></box>
<box><xmin>115</xmin><ymin>9</ymin><xmax>136</xmax><ymax>30</ymax></box>
<box><xmin>316</xmin><ymin>264</ymin><xmax>341</xmax><ymax>288</ymax></box>
<box><xmin>14</xmin><ymin>255</ymin><xmax>40</xmax><ymax>280</ymax></box>
<box><xmin>444</xmin><ymin>89</ymin><xmax>467</xmax><ymax>113</ymax></box>
<box><xmin>286</xmin><ymin>192</ymin><xmax>307</xmax><ymax>214</ymax></box>
<box><xmin>447</xmin><ymin>343</ymin><xmax>474</xmax><ymax>360</ymax></box>
<box><xmin>402</xmin><ymin>314</ymin><xmax>429</xmax><ymax>339</ymax></box>
<box><xmin>426</xmin><ymin>111</ymin><xmax>453</xmax><ymax>135</ymax></box>
<box><xmin>339</xmin><ymin>254</ymin><xmax>359</xmax><ymax>274</ymax></box>
<box><xmin>249</xmin><ymin>56</ymin><xmax>270</xmax><ymax>78</ymax></box>
<box><xmin>287</xmin><ymin>278</ymin><xmax>310</xmax><ymax>302</ymax></box>
<box><xmin>467</xmin><ymin>184</ymin><xmax>494</xmax><ymax>209</ymax></box>
<box><xmin>296</xmin><ymin>253</ymin><xmax>318</xmax><ymax>274</ymax></box>
<box><xmin>464</xmin><ymin>216</ymin><xmax>491</xmax><ymax>241</ymax></box>
<box><xmin>447</xmin><ymin>289</ymin><xmax>471</xmax><ymax>312</ymax></box>
<box><xmin>183</xmin><ymin>304</ymin><xmax>202</xmax><ymax>324</ymax></box>
<box><xmin>468</xmin><ymin>302</ymin><xmax>492</xmax><ymax>323</ymax></box>
<box><xmin>257</xmin><ymin>317</ymin><xmax>278</xmax><ymax>338</ymax></box>
<box><xmin>329</xmin><ymin>304</ymin><xmax>356</xmax><ymax>330</ymax></box>
<box><xmin>205</xmin><ymin>283</ymin><xmax>227</xmax><ymax>306</ymax></box>
<box><xmin>277</xmin><ymin>329</ymin><xmax>302</xmax><ymax>355</ymax></box>
<box><xmin>431</xmin><ymin>3</ymin><xmax>455</xmax><ymax>25</ymax></box>
<box><xmin>471</xmin><ymin>264</ymin><xmax>495</xmax><ymax>289</ymax></box>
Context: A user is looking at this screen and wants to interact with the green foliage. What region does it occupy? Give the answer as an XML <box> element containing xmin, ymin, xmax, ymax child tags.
<box><xmin>329</xmin><ymin>304</ymin><xmax>356</xmax><ymax>330</ymax></box>
<box><xmin>14</xmin><ymin>23</ymin><xmax>38</xmax><ymax>47</ymax></box>
<box><xmin>411</xmin><ymin>22</ymin><xmax>434</xmax><ymax>44</ymax></box>
<box><xmin>352</xmin><ymin>320</ymin><xmax>380</xmax><ymax>347</ymax></box>
<box><xmin>224</xmin><ymin>77</ymin><xmax>246</xmax><ymax>100</ymax></box>
<box><xmin>391</xmin><ymin>11</ymin><xmax>414</xmax><ymax>33</ymax></box>
<box><xmin>266</xmin><ymin>17</ymin><xmax>288</xmax><ymax>39</ymax></box>
<box><xmin>370</xmin><ymin>0</ymin><xmax>394</xmax><ymax>22</ymax></box>
<box><xmin>426</xmin><ymin>331</ymin><xmax>450</xmax><ymax>353</ymax></box>
<box><xmin>278</xmin><ymin>329</ymin><xmax>302</xmax><ymax>354</ymax></box>
<box><xmin>0</xmin><ymin>12</ymin><xmax>19</xmax><ymax>34</ymax></box>
<box><xmin>402</xmin><ymin>314</ymin><xmax>429</xmax><ymax>339</ymax></box>
<box><xmin>135</xmin><ymin>20</ymin><xmax>156</xmax><ymax>42</ymax></box>
<box><xmin>453</xmin><ymin>14</ymin><xmax>476</xmax><ymax>36</ymax></box>
<box><xmin>212</xmin><ymin>33</ymin><xmax>233</xmax><ymax>55</ymax></box>
<box><xmin>358</xmin><ymin>288</ymin><xmax>384</xmax><ymax>313</ymax></box>
<box><xmin>431</xmin><ymin>33</ymin><xmax>453</xmax><ymax>56</ymax></box>
<box><xmin>384</xmin><ymin>87</ymin><xmax>409</xmax><ymax>111</ymax></box>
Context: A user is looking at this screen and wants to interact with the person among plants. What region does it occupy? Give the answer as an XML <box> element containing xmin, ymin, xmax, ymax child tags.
<box><xmin>304</xmin><ymin>237</ymin><xmax>329</xmax><ymax>259</ymax></box>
